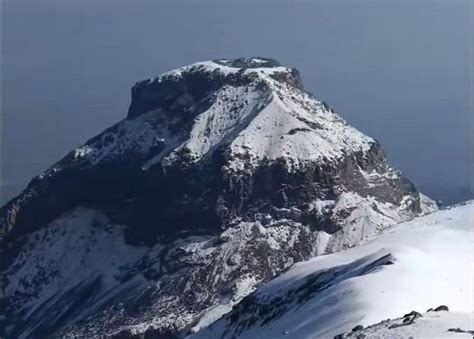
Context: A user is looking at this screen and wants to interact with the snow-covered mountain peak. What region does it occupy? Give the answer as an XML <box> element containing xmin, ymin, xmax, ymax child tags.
<box><xmin>60</xmin><ymin>57</ymin><xmax>374</xmax><ymax>173</ymax></box>
<box><xmin>214</xmin><ymin>57</ymin><xmax>283</xmax><ymax>68</ymax></box>
<box><xmin>127</xmin><ymin>57</ymin><xmax>300</xmax><ymax>119</ymax></box>
<box><xmin>150</xmin><ymin>57</ymin><xmax>293</xmax><ymax>83</ymax></box>
<box><xmin>1</xmin><ymin>57</ymin><xmax>437</xmax><ymax>338</ymax></box>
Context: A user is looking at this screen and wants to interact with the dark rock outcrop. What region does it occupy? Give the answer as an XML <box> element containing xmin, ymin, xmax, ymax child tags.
<box><xmin>434</xmin><ymin>305</ymin><xmax>449</xmax><ymax>312</ymax></box>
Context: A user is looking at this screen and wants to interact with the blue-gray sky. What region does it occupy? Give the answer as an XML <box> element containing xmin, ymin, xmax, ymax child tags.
<box><xmin>2</xmin><ymin>0</ymin><xmax>472</xmax><ymax>203</ymax></box>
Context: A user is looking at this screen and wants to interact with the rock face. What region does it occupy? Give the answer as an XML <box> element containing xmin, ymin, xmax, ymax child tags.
<box><xmin>0</xmin><ymin>58</ymin><xmax>436</xmax><ymax>338</ymax></box>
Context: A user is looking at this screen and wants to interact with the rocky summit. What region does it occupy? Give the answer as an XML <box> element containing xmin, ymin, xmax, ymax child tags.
<box><xmin>0</xmin><ymin>57</ymin><xmax>436</xmax><ymax>338</ymax></box>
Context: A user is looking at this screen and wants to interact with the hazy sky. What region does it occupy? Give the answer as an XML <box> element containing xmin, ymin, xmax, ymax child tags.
<box><xmin>3</xmin><ymin>0</ymin><xmax>472</xmax><ymax>201</ymax></box>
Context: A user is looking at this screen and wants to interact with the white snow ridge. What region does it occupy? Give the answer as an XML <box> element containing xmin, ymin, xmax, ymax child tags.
<box><xmin>192</xmin><ymin>202</ymin><xmax>474</xmax><ymax>339</ymax></box>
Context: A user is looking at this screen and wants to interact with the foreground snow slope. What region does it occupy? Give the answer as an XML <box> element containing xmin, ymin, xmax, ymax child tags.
<box><xmin>339</xmin><ymin>310</ymin><xmax>473</xmax><ymax>338</ymax></box>
<box><xmin>192</xmin><ymin>201</ymin><xmax>474</xmax><ymax>338</ymax></box>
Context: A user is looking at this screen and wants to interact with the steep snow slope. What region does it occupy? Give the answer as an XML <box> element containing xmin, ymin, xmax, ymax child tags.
<box><xmin>193</xmin><ymin>202</ymin><xmax>473</xmax><ymax>338</ymax></box>
<box><xmin>3</xmin><ymin>209</ymin><xmax>157</xmax><ymax>338</ymax></box>
<box><xmin>1</xmin><ymin>57</ymin><xmax>436</xmax><ymax>338</ymax></box>
<box><xmin>4</xmin><ymin>209</ymin><xmax>320</xmax><ymax>338</ymax></box>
